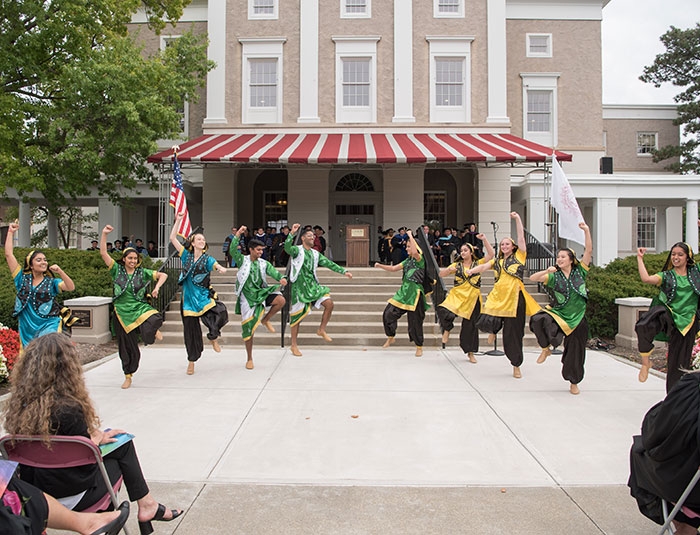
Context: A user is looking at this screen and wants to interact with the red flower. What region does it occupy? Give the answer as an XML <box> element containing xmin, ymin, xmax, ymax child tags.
<box><xmin>0</xmin><ymin>327</ymin><xmax>20</xmax><ymax>373</ymax></box>
<box><xmin>2</xmin><ymin>489</ymin><xmax>22</xmax><ymax>515</ymax></box>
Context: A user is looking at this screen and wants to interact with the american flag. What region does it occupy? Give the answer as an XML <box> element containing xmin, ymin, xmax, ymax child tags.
<box><xmin>169</xmin><ymin>153</ymin><xmax>192</xmax><ymax>238</ymax></box>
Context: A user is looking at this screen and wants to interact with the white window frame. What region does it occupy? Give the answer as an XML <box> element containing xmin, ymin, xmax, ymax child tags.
<box><xmin>434</xmin><ymin>0</ymin><xmax>464</xmax><ymax>18</ymax></box>
<box><xmin>637</xmin><ymin>132</ymin><xmax>658</xmax><ymax>156</ymax></box>
<box><xmin>333</xmin><ymin>37</ymin><xmax>379</xmax><ymax>123</ymax></box>
<box><xmin>427</xmin><ymin>37</ymin><xmax>473</xmax><ymax>123</ymax></box>
<box><xmin>526</xmin><ymin>34</ymin><xmax>552</xmax><ymax>58</ymax></box>
<box><xmin>636</xmin><ymin>206</ymin><xmax>656</xmax><ymax>250</ymax></box>
<box><xmin>520</xmin><ymin>73</ymin><xmax>560</xmax><ymax>147</ymax></box>
<box><xmin>248</xmin><ymin>0</ymin><xmax>278</xmax><ymax>20</ymax></box>
<box><xmin>341</xmin><ymin>0</ymin><xmax>370</xmax><ymax>19</ymax></box>
<box><xmin>240</xmin><ymin>38</ymin><xmax>286</xmax><ymax>124</ymax></box>
<box><xmin>160</xmin><ymin>35</ymin><xmax>189</xmax><ymax>136</ymax></box>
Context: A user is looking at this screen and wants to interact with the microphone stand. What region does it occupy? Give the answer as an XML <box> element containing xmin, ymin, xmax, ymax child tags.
<box><xmin>484</xmin><ymin>221</ymin><xmax>505</xmax><ymax>356</ymax></box>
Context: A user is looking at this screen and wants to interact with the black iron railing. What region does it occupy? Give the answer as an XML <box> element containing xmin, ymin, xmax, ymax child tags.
<box><xmin>524</xmin><ymin>229</ymin><xmax>556</xmax><ymax>293</ymax></box>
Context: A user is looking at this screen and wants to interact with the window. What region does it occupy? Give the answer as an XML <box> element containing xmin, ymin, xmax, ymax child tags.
<box><xmin>240</xmin><ymin>38</ymin><xmax>285</xmax><ymax>124</ymax></box>
<box><xmin>424</xmin><ymin>192</ymin><xmax>447</xmax><ymax>229</ymax></box>
<box><xmin>249</xmin><ymin>59</ymin><xmax>277</xmax><ymax>107</ymax></box>
<box><xmin>249</xmin><ymin>0</ymin><xmax>277</xmax><ymax>19</ymax></box>
<box><xmin>264</xmin><ymin>192</ymin><xmax>287</xmax><ymax>230</ymax></box>
<box><xmin>161</xmin><ymin>36</ymin><xmax>189</xmax><ymax>135</ymax></box>
<box><xmin>637</xmin><ymin>132</ymin><xmax>658</xmax><ymax>156</ymax></box>
<box><xmin>527</xmin><ymin>90</ymin><xmax>551</xmax><ymax>132</ymax></box>
<box><xmin>336</xmin><ymin>173</ymin><xmax>374</xmax><ymax>191</ymax></box>
<box><xmin>520</xmin><ymin>73</ymin><xmax>560</xmax><ymax>147</ymax></box>
<box><xmin>434</xmin><ymin>0</ymin><xmax>464</xmax><ymax>17</ymax></box>
<box><xmin>427</xmin><ymin>37</ymin><xmax>473</xmax><ymax>123</ymax></box>
<box><xmin>637</xmin><ymin>207</ymin><xmax>656</xmax><ymax>249</ymax></box>
<box><xmin>341</xmin><ymin>0</ymin><xmax>370</xmax><ymax>18</ymax></box>
<box><xmin>333</xmin><ymin>37</ymin><xmax>379</xmax><ymax>123</ymax></box>
<box><xmin>527</xmin><ymin>34</ymin><xmax>552</xmax><ymax>58</ymax></box>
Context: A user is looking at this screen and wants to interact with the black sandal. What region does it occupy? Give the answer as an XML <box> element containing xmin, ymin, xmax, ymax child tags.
<box><xmin>90</xmin><ymin>501</ymin><xmax>130</xmax><ymax>535</ymax></box>
<box><xmin>138</xmin><ymin>503</ymin><xmax>184</xmax><ymax>535</ymax></box>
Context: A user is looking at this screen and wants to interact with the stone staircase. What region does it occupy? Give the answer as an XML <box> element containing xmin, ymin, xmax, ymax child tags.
<box><xmin>159</xmin><ymin>267</ymin><xmax>550</xmax><ymax>350</ymax></box>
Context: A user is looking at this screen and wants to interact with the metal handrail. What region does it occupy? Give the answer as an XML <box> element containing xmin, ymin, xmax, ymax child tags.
<box><xmin>524</xmin><ymin>229</ymin><xmax>556</xmax><ymax>293</ymax></box>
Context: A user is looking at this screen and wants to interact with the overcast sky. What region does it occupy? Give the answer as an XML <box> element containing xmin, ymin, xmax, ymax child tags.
<box><xmin>602</xmin><ymin>0</ymin><xmax>699</xmax><ymax>105</ymax></box>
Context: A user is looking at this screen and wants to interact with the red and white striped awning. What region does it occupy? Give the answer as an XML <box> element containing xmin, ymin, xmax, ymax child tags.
<box><xmin>148</xmin><ymin>133</ymin><xmax>571</xmax><ymax>165</ymax></box>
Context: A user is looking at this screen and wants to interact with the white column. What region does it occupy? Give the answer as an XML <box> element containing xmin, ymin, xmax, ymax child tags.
<box><xmin>18</xmin><ymin>202</ymin><xmax>31</xmax><ymax>247</ymax></box>
<box><xmin>392</xmin><ymin>0</ymin><xmax>415</xmax><ymax>123</ymax></box>
<box><xmin>203</xmin><ymin>0</ymin><xmax>227</xmax><ymax>126</ymax></box>
<box><xmin>477</xmin><ymin>167</ymin><xmax>511</xmax><ymax>244</ymax></box>
<box><xmin>47</xmin><ymin>211</ymin><xmax>58</xmax><ymax>248</ymax></box>
<box><xmin>98</xmin><ymin>198</ymin><xmax>122</xmax><ymax>242</ymax></box>
<box><xmin>298</xmin><ymin>0</ymin><xmax>320</xmax><ymax>123</ymax></box>
<box><xmin>287</xmin><ymin>168</ymin><xmax>329</xmax><ymax>230</ymax></box>
<box><xmin>656</xmin><ymin>206</ymin><xmax>667</xmax><ymax>252</ymax></box>
<box><xmin>593</xmin><ymin>197</ymin><xmax>618</xmax><ymax>266</ymax></box>
<box><xmin>383</xmin><ymin>167</ymin><xmax>423</xmax><ymax>230</ymax></box>
<box><xmin>203</xmin><ymin>167</ymin><xmax>237</xmax><ymax>259</ymax></box>
<box><xmin>527</xmin><ymin>198</ymin><xmax>547</xmax><ymax>243</ymax></box>
<box><xmin>486</xmin><ymin>0</ymin><xmax>509</xmax><ymax>124</ymax></box>
<box><xmin>686</xmin><ymin>199</ymin><xmax>699</xmax><ymax>252</ymax></box>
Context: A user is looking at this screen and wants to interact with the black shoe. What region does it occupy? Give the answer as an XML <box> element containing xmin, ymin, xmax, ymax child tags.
<box><xmin>90</xmin><ymin>501</ymin><xmax>130</xmax><ymax>535</ymax></box>
<box><xmin>138</xmin><ymin>503</ymin><xmax>184</xmax><ymax>535</ymax></box>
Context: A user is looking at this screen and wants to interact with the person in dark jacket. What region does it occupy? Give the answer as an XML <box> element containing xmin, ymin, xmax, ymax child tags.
<box><xmin>629</xmin><ymin>371</ymin><xmax>700</xmax><ymax>534</ymax></box>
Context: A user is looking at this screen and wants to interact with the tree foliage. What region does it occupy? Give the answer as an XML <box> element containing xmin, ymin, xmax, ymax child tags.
<box><xmin>640</xmin><ymin>23</ymin><xmax>700</xmax><ymax>174</ymax></box>
<box><xmin>0</xmin><ymin>0</ymin><xmax>214</xmax><ymax>210</ymax></box>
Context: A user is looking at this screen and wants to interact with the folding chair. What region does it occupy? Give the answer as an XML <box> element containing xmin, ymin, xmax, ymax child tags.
<box><xmin>0</xmin><ymin>434</ymin><xmax>130</xmax><ymax>534</ymax></box>
<box><xmin>658</xmin><ymin>466</ymin><xmax>700</xmax><ymax>535</ymax></box>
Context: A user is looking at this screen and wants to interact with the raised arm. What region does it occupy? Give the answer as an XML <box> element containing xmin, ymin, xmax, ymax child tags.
<box><xmin>478</xmin><ymin>233</ymin><xmax>495</xmax><ymax>262</ymax></box>
<box><xmin>580</xmin><ymin>222</ymin><xmax>593</xmax><ymax>266</ymax></box>
<box><xmin>511</xmin><ymin>212</ymin><xmax>526</xmax><ymax>252</ymax></box>
<box><xmin>4</xmin><ymin>222</ymin><xmax>19</xmax><ymax>274</ymax></box>
<box><xmin>406</xmin><ymin>229</ymin><xmax>421</xmax><ymax>260</ymax></box>
<box><xmin>284</xmin><ymin>223</ymin><xmax>301</xmax><ymax>256</ymax></box>
<box><xmin>229</xmin><ymin>225</ymin><xmax>247</xmax><ymax>267</ymax></box>
<box><xmin>169</xmin><ymin>213</ymin><xmax>185</xmax><ymax>254</ymax></box>
<box><xmin>99</xmin><ymin>225</ymin><xmax>115</xmax><ymax>267</ymax></box>
<box><xmin>637</xmin><ymin>248</ymin><xmax>661</xmax><ymax>285</ymax></box>
<box><xmin>50</xmin><ymin>265</ymin><xmax>75</xmax><ymax>291</ymax></box>
<box><xmin>530</xmin><ymin>265</ymin><xmax>557</xmax><ymax>283</ymax></box>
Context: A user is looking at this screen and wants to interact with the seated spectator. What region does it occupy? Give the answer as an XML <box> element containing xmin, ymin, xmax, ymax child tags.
<box><xmin>112</xmin><ymin>240</ymin><xmax>122</xmax><ymax>252</ymax></box>
<box><xmin>2</xmin><ymin>333</ymin><xmax>183</xmax><ymax>535</ymax></box>
<box><xmin>312</xmin><ymin>226</ymin><xmax>326</xmax><ymax>255</ymax></box>
<box><xmin>270</xmin><ymin>226</ymin><xmax>290</xmax><ymax>267</ymax></box>
<box><xmin>629</xmin><ymin>370</ymin><xmax>700</xmax><ymax>534</ymax></box>
<box><xmin>106</xmin><ymin>242</ymin><xmax>114</xmax><ymax>254</ymax></box>
<box><xmin>1</xmin><ymin>467</ymin><xmax>129</xmax><ymax>535</ymax></box>
<box><xmin>86</xmin><ymin>240</ymin><xmax>98</xmax><ymax>251</ymax></box>
<box><xmin>223</xmin><ymin>227</ymin><xmax>236</xmax><ymax>268</ymax></box>
<box><xmin>463</xmin><ymin>223</ymin><xmax>484</xmax><ymax>258</ymax></box>
<box><xmin>390</xmin><ymin>228</ymin><xmax>408</xmax><ymax>265</ymax></box>
<box><xmin>133</xmin><ymin>239</ymin><xmax>147</xmax><ymax>255</ymax></box>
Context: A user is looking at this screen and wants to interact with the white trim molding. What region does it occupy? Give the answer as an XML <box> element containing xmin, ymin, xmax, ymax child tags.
<box><xmin>426</xmin><ymin>36</ymin><xmax>474</xmax><ymax>123</ymax></box>
<box><xmin>520</xmin><ymin>72</ymin><xmax>560</xmax><ymax>147</ymax></box>
<box><xmin>332</xmin><ymin>36</ymin><xmax>380</xmax><ymax>124</ymax></box>
<box><xmin>239</xmin><ymin>38</ymin><xmax>287</xmax><ymax>124</ymax></box>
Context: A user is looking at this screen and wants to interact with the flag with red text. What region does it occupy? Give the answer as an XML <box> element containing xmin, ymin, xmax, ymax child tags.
<box><xmin>169</xmin><ymin>154</ymin><xmax>192</xmax><ymax>238</ymax></box>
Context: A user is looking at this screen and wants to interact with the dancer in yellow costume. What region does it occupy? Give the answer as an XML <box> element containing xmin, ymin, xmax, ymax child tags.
<box><xmin>468</xmin><ymin>212</ymin><xmax>540</xmax><ymax>378</ymax></box>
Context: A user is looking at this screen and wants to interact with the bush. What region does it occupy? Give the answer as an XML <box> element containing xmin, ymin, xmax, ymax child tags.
<box><xmin>0</xmin><ymin>249</ymin><xmax>161</xmax><ymax>330</ymax></box>
<box><xmin>585</xmin><ymin>252</ymin><xmax>666</xmax><ymax>339</ymax></box>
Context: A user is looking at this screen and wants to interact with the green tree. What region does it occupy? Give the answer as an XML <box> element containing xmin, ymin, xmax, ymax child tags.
<box><xmin>0</xmin><ymin>0</ymin><xmax>214</xmax><ymax>210</ymax></box>
<box><xmin>640</xmin><ymin>23</ymin><xmax>700</xmax><ymax>174</ymax></box>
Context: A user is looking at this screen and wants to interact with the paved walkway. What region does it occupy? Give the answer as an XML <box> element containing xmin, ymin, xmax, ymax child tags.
<box><xmin>50</xmin><ymin>343</ymin><xmax>667</xmax><ymax>534</ymax></box>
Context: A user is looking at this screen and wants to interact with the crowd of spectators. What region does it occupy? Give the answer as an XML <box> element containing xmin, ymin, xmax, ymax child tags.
<box><xmin>222</xmin><ymin>225</ymin><xmax>294</xmax><ymax>268</ymax></box>
<box><xmin>378</xmin><ymin>223</ymin><xmax>484</xmax><ymax>266</ymax></box>
<box><xmin>89</xmin><ymin>235</ymin><xmax>159</xmax><ymax>258</ymax></box>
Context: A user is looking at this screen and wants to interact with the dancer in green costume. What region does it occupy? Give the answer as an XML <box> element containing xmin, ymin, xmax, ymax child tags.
<box><xmin>100</xmin><ymin>225</ymin><xmax>167</xmax><ymax>389</ymax></box>
<box><xmin>284</xmin><ymin>223</ymin><xmax>352</xmax><ymax>357</ymax></box>
<box><xmin>230</xmin><ymin>225</ymin><xmax>287</xmax><ymax>369</ymax></box>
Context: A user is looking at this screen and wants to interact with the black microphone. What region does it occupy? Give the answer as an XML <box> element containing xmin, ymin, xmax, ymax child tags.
<box><xmin>490</xmin><ymin>221</ymin><xmax>496</xmax><ymax>225</ymax></box>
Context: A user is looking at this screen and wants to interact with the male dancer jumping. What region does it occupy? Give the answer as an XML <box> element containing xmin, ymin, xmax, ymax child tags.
<box><xmin>284</xmin><ymin>223</ymin><xmax>352</xmax><ymax>356</ymax></box>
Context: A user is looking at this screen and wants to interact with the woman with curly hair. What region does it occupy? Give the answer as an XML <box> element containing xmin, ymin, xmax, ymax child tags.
<box><xmin>437</xmin><ymin>236</ymin><xmax>494</xmax><ymax>362</ymax></box>
<box><xmin>100</xmin><ymin>225</ymin><xmax>167</xmax><ymax>389</ymax></box>
<box><xmin>170</xmin><ymin>212</ymin><xmax>229</xmax><ymax>375</ymax></box>
<box><xmin>635</xmin><ymin>242</ymin><xmax>700</xmax><ymax>392</ymax></box>
<box><xmin>4</xmin><ymin>222</ymin><xmax>76</xmax><ymax>348</ymax></box>
<box><xmin>2</xmin><ymin>333</ymin><xmax>182</xmax><ymax>535</ymax></box>
<box><xmin>529</xmin><ymin>222</ymin><xmax>593</xmax><ymax>395</ymax></box>
<box><xmin>467</xmin><ymin>212</ymin><xmax>541</xmax><ymax>378</ymax></box>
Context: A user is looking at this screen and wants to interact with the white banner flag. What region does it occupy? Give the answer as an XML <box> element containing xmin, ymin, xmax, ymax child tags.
<box><xmin>550</xmin><ymin>156</ymin><xmax>585</xmax><ymax>245</ymax></box>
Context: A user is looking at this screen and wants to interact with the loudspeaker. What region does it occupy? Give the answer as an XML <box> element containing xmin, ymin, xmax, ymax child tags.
<box><xmin>600</xmin><ymin>156</ymin><xmax>613</xmax><ymax>174</ymax></box>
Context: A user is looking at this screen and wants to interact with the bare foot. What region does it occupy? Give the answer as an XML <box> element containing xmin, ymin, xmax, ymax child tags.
<box><xmin>316</xmin><ymin>329</ymin><xmax>332</xmax><ymax>342</ymax></box>
<box><xmin>291</xmin><ymin>346</ymin><xmax>302</xmax><ymax>357</ymax></box>
<box><xmin>570</xmin><ymin>383</ymin><xmax>580</xmax><ymax>395</ymax></box>
<box><xmin>121</xmin><ymin>375</ymin><xmax>132</xmax><ymax>389</ymax></box>
<box><xmin>382</xmin><ymin>337</ymin><xmax>395</xmax><ymax>348</ymax></box>
<box><xmin>415</xmin><ymin>346</ymin><xmax>423</xmax><ymax>357</ymax></box>
<box><xmin>187</xmin><ymin>362</ymin><xmax>195</xmax><ymax>375</ymax></box>
<box><xmin>468</xmin><ymin>352</ymin><xmax>477</xmax><ymax>364</ymax></box>
<box><xmin>246</xmin><ymin>360</ymin><xmax>254</xmax><ymax>370</ymax></box>
<box><xmin>513</xmin><ymin>366</ymin><xmax>522</xmax><ymax>379</ymax></box>
<box><xmin>210</xmin><ymin>338</ymin><xmax>221</xmax><ymax>352</ymax></box>
<box><xmin>262</xmin><ymin>320</ymin><xmax>276</xmax><ymax>333</ymax></box>
<box><xmin>155</xmin><ymin>330</ymin><xmax>163</xmax><ymax>341</ymax></box>
<box><xmin>638</xmin><ymin>354</ymin><xmax>651</xmax><ymax>382</ymax></box>
<box><xmin>487</xmin><ymin>333</ymin><xmax>496</xmax><ymax>345</ymax></box>
<box><xmin>537</xmin><ymin>347</ymin><xmax>551</xmax><ymax>364</ymax></box>
<box><xmin>441</xmin><ymin>331</ymin><xmax>449</xmax><ymax>344</ymax></box>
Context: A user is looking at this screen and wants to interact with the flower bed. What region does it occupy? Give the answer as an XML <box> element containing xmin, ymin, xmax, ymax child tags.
<box><xmin>0</xmin><ymin>323</ymin><xmax>20</xmax><ymax>383</ymax></box>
